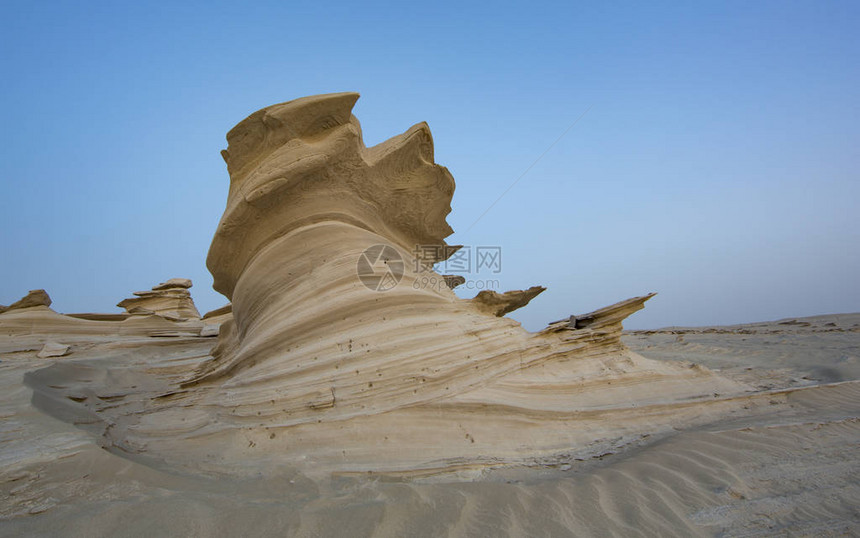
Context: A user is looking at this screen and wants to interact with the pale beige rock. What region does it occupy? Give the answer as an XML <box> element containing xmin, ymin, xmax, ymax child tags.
<box><xmin>0</xmin><ymin>306</ymin><xmax>204</xmax><ymax>340</ymax></box>
<box><xmin>199</xmin><ymin>324</ymin><xmax>221</xmax><ymax>337</ymax></box>
<box><xmin>470</xmin><ymin>286</ymin><xmax>546</xmax><ymax>316</ymax></box>
<box><xmin>36</xmin><ymin>342</ymin><xmax>69</xmax><ymax>358</ymax></box>
<box><xmin>117</xmin><ymin>279</ymin><xmax>201</xmax><ymax>321</ymax></box>
<box><xmin>0</xmin><ymin>287</ymin><xmax>204</xmax><ymax>341</ymax></box>
<box><xmin>65</xmin><ymin>313</ymin><xmax>130</xmax><ymax>321</ymax></box>
<box><xmin>1</xmin><ymin>289</ymin><xmax>52</xmax><ymax>313</ymax></box>
<box><xmin>152</xmin><ymin>278</ymin><xmax>192</xmax><ymax>290</ymax></box>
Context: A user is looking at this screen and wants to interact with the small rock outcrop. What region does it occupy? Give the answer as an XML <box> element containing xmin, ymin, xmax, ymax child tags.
<box><xmin>0</xmin><ymin>289</ymin><xmax>52</xmax><ymax>314</ymax></box>
<box><xmin>152</xmin><ymin>278</ymin><xmax>192</xmax><ymax>291</ymax></box>
<box><xmin>117</xmin><ymin>279</ymin><xmax>201</xmax><ymax>321</ymax></box>
<box><xmin>544</xmin><ymin>293</ymin><xmax>658</xmax><ymax>332</ymax></box>
<box><xmin>37</xmin><ymin>342</ymin><xmax>70</xmax><ymax>358</ymax></box>
<box><xmin>471</xmin><ymin>286</ymin><xmax>546</xmax><ymax>317</ymax></box>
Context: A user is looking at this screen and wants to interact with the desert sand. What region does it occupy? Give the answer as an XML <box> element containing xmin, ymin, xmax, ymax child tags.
<box><xmin>1</xmin><ymin>93</ymin><xmax>857</xmax><ymax>536</ymax></box>
<box><xmin>1</xmin><ymin>310</ymin><xmax>857</xmax><ymax>536</ymax></box>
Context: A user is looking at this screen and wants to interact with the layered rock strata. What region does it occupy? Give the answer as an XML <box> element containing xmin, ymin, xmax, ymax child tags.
<box><xmin>0</xmin><ymin>289</ymin><xmax>52</xmax><ymax>313</ymax></box>
<box><xmin>99</xmin><ymin>93</ymin><xmax>748</xmax><ymax>474</ymax></box>
<box><xmin>117</xmin><ymin>279</ymin><xmax>201</xmax><ymax>321</ymax></box>
<box><xmin>0</xmin><ymin>287</ymin><xmax>204</xmax><ymax>340</ymax></box>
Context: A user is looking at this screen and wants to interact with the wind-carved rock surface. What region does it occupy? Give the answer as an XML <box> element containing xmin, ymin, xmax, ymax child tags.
<box><xmin>0</xmin><ymin>285</ymin><xmax>204</xmax><ymax>339</ymax></box>
<box><xmin>471</xmin><ymin>286</ymin><xmax>546</xmax><ymax>317</ymax></box>
<box><xmin>186</xmin><ymin>94</ymin><xmax>659</xmax><ymax>418</ymax></box>
<box><xmin>117</xmin><ymin>279</ymin><xmax>201</xmax><ymax>321</ymax></box>
<box><xmin>94</xmin><ymin>92</ymin><xmax>743</xmax><ymax>475</ymax></box>
<box><xmin>0</xmin><ymin>289</ymin><xmax>52</xmax><ymax>314</ymax></box>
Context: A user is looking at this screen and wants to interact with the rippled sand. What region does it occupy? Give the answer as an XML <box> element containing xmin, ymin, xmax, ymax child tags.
<box><xmin>1</xmin><ymin>313</ymin><xmax>858</xmax><ymax>537</ymax></box>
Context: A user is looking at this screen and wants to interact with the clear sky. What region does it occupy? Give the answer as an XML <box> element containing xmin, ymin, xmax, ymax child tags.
<box><xmin>1</xmin><ymin>1</ymin><xmax>857</xmax><ymax>330</ymax></box>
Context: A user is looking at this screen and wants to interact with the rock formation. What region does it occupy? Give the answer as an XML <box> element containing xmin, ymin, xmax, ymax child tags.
<box><xmin>117</xmin><ymin>279</ymin><xmax>201</xmax><ymax>321</ymax></box>
<box><xmin>471</xmin><ymin>286</ymin><xmax>546</xmax><ymax>317</ymax></box>
<box><xmin>36</xmin><ymin>342</ymin><xmax>70</xmax><ymax>358</ymax></box>
<box><xmin>0</xmin><ymin>285</ymin><xmax>204</xmax><ymax>339</ymax></box>
<box><xmin>185</xmin><ymin>93</ymin><xmax>659</xmax><ymax>419</ymax></box>
<box><xmin>74</xmin><ymin>92</ymin><xmax>743</xmax><ymax>475</ymax></box>
<box><xmin>0</xmin><ymin>289</ymin><xmax>52</xmax><ymax>314</ymax></box>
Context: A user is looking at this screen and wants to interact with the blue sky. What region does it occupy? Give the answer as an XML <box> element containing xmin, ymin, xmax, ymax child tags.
<box><xmin>1</xmin><ymin>1</ymin><xmax>857</xmax><ymax>330</ymax></box>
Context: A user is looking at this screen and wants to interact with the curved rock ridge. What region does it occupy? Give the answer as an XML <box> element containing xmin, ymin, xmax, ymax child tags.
<box><xmin>74</xmin><ymin>92</ymin><xmax>748</xmax><ymax>475</ymax></box>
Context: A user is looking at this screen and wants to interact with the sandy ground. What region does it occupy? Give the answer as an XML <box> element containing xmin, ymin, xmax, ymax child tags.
<box><xmin>1</xmin><ymin>314</ymin><xmax>858</xmax><ymax>537</ymax></box>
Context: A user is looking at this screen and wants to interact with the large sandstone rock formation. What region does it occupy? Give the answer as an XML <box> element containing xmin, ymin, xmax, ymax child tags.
<box><xmin>186</xmin><ymin>93</ymin><xmax>665</xmax><ymax>419</ymax></box>
<box><xmin>109</xmin><ymin>92</ymin><xmax>743</xmax><ymax>474</ymax></box>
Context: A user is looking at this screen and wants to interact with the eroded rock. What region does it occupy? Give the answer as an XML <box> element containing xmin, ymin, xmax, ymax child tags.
<box><xmin>471</xmin><ymin>286</ymin><xmax>546</xmax><ymax>317</ymax></box>
<box><xmin>36</xmin><ymin>342</ymin><xmax>70</xmax><ymax>358</ymax></box>
<box><xmin>117</xmin><ymin>279</ymin><xmax>201</xmax><ymax>321</ymax></box>
<box><xmin>152</xmin><ymin>278</ymin><xmax>192</xmax><ymax>290</ymax></box>
<box><xmin>1</xmin><ymin>289</ymin><xmax>52</xmax><ymax>313</ymax></box>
